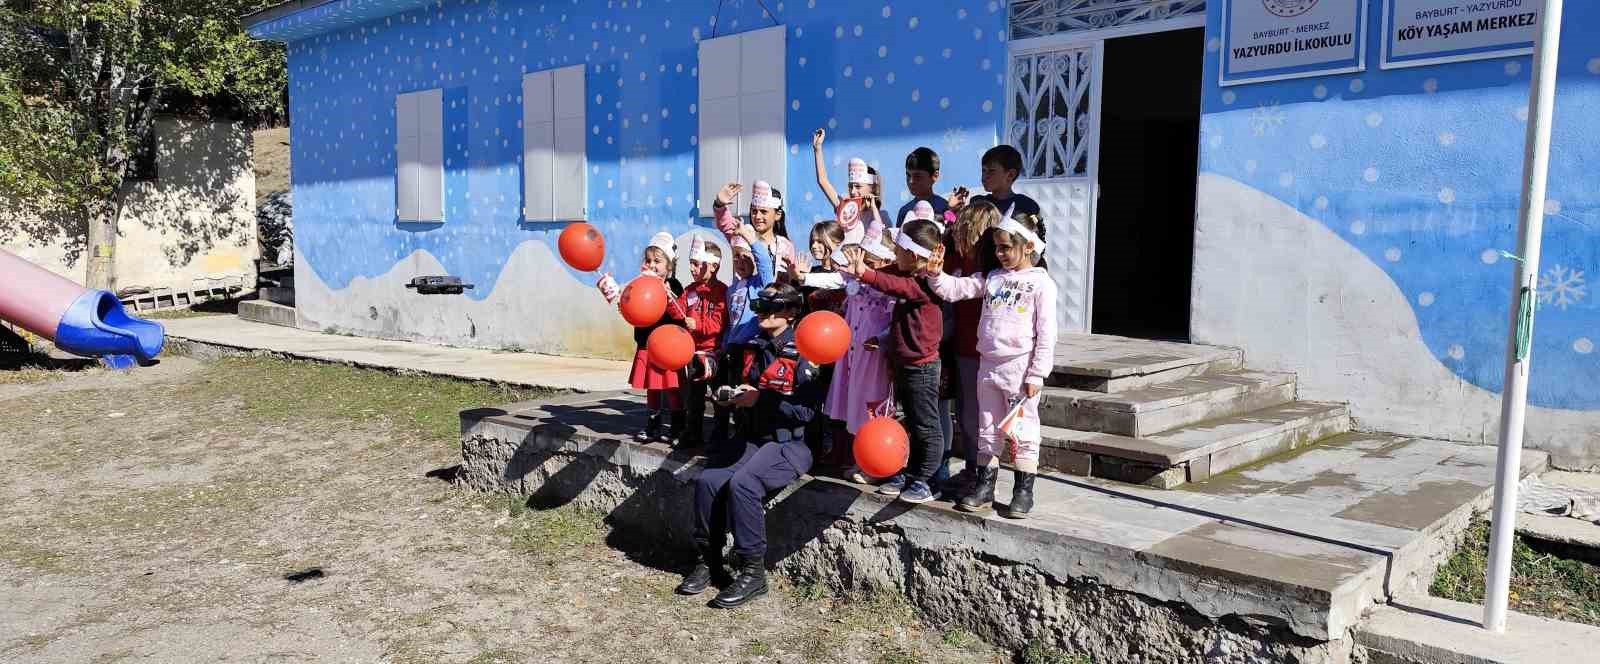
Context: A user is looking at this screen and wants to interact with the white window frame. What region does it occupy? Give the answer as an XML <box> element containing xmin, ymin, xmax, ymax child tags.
<box><xmin>396</xmin><ymin>88</ymin><xmax>444</xmax><ymax>222</ymax></box>
<box><xmin>523</xmin><ymin>64</ymin><xmax>588</xmax><ymax>222</ymax></box>
<box><xmin>696</xmin><ymin>25</ymin><xmax>786</xmax><ymax>215</ymax></box>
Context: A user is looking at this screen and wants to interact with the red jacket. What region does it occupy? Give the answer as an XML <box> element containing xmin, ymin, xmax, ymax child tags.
<box><xmin>945</xmin><ymin>247</ymin><xmax>983</xmax><ymax>359</ymax></box>
<box><xmin>678</xmin><ymin>279</ymin><xmax>728</xmax><ymax>351</ymax></box>
<box><xmin>860</xmin><ymin>266</ymin><xmax>944</xmax><ymax>367</ymax></box>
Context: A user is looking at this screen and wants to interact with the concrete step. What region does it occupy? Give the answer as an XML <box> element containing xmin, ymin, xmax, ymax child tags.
<box><xmin>259</xmin><ymin>286</ymin><xmax>295</xmax><ymax>306</ymax></box>
<box><xmin>238</xmin><ymin>300</ymin><xmax>297</xmax><ymax>328</ymax></box>
<box><xmin>1040</xmin><ymin>401</ymin><xmax>1351</xmax><ymax>488</ymax></box>
<box><xmin>460</xmin><ymin>392</ymin><xmax>1549</xmax><ymax>651</ymax></box>
<box><xmin>1040</xmin><ymin>370</ymin><xmax>1296</xmax><ymax>437</ymax></box>
<box><xmin>1049</xmin><ymin>334</ymin><xmax>1243</xmax><ymax>392</ymax></box>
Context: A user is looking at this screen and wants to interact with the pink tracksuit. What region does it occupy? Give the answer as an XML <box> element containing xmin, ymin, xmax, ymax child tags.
<box><xmin>928</xmin><ymin>266</ymin><xmax>1058</xmax><ymax>472</ymax></box>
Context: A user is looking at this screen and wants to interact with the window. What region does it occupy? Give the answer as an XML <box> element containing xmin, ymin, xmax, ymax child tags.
<box><xmin>395</xmin><ymin>88</ymin><xmax>444</xmax><ymax>222</ymax></box>
<box><xmin>1010</xmin><ymin>48</ymin><xmax>1095</xmax><ymax>179</ymax></box>
<box><xmin>696</xmin><ymin>25</ymin><xmax>786</xmax><ymax>215</ymax></box>
<box><xmin>1009</xmin><ymin>0</ymin><xmax>1205</xmax><ymax>39</ymax></box>
<box><xmin>523</xmin><ymin>64</ymin><xmax>587</xmax><ymax>221</ymax></box>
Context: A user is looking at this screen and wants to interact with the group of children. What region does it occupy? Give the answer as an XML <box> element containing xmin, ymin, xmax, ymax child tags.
<box><xmin>610</xmin><ymin>135</ymin><xmax>1055</xmax><ymax>510</ymax></box>
<box><xmin>598</xmin><ymin>137</ymin><xmax>1056</xmax><ymax>608</ymax></box>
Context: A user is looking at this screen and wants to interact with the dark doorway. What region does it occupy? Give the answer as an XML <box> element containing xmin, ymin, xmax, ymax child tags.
<box><xmin>1090</xmin><ymin>28</ymin><xmax>1203</xmax><ymax>342</ymax></box>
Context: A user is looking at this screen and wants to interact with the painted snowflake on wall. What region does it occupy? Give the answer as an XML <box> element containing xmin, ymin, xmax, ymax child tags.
<box><xmin>1539</xmin><ymin>264</ymin><xmax>1587</xmax><ymax>310</ymax></box>
<box><xmin>1248</xmin><ymin>102</ymin><xmax>1286</xmax><ymax>137</ymax></box>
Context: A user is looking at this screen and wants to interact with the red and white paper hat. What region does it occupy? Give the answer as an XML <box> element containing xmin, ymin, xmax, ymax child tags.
<box><xmin>847</xmin><ymin>158</ymin><xmax>873</xmax><ymax>186</ymax></box>
<box><xmin>689</xmin><ymin>233</ymin><xmax>720</xmax><ymax>264</ymax></box>
<box><xmin>750</xmin><ymin>180</ymin><xmax>782</xmax><ymax>210</ymax></box>
<box><xmin>909</xmin><ymin>200</ymin><xmax>936</xmax><ymax>222</ymax></box>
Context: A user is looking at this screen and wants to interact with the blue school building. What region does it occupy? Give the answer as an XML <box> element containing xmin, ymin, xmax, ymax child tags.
<box><xmin>247</xmin><ymin>1</ymin><xmax>1600</xmax><ymax>468</ymax></box>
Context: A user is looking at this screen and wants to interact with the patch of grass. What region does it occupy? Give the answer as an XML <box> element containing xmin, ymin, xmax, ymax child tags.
<box><xmin>0</xmin><ymin>539</ymin><xmax>72</xmax><ymax>573</ymax></box>
<box><xmin>179</xmin><ymin>356</ymin><xmax>550</xmax><ymax>445</ymax></box>
<box><xmin>322</xmin><ymin>326</ymin><xmax>356</xmax><ymax>336</ymax></box>
<box><xmin>495</xmin><ymin>343</ymin><xmax>525</xmax><ymax>354</ymax></box>
<box><xmin>465</xmin><ymin>647</ymin><xmax>524</xmax><ymax>663</ymax></box>
<box><xmin>941</xmin><ymin>629</ymin><xmax>978</xmax><ymax>649</ymax></box>
<box><xmin>496</xmin><ymin>494</ymin><xmax>608</xmax><ymax>559</ymax></box>
<box><xmin>789</xmin><ymin>580</ymin><xmax>832</xmax><ymax>602</ymax></box>
<box><xmin>1432</xmin><ymin>518</ymin><xmax>1600</xmax><ymax>626</ymax></box>
<box><xmin>873</xmin><ymin>647</ymin><xmax>922</xmax><ymax>664</ymax></box>
<box><xmin>0</xmin><ymin>365</ymin><xmax>62</xmax><ymax>385</ymax></box>
<box><xmin>742</xmin><ymin>639</ymin><xmax>774</xmax><ymax>657</ymax></box>
<box><xmin>139</xmin><ymin>297</ymin><xmax>241</xmax><ymax>320</ymax></box>
<box><xmin>1020</xmin><ymin>642</ymin><xmax>1092</xmax><ymax>664</ymax></box>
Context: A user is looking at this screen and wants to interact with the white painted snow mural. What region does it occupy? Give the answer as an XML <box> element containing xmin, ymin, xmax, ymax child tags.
<box><xmin>1194</xmin><ymin>3</ymin><xmax>1600</xmax><ymax>425</ymax></box>
<box><xmin>251</xmin><ymin>0</ymin><xmax>1008</xmax><ymax>358</ymax></box>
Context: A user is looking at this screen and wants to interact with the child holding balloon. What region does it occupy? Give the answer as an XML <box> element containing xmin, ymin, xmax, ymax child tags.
<box><xmin>922</xmin><ymin>205</ymin><xmax>1057</xmax><ymax>518</ymax></box>
<box><xmin>841</xmin><ymin>219</ymin><xmax>949</xmax><ymax>504</ymax></box>
<box><xmin>614</xmin><ymin>232</ymin><xmax>688</xmax><ymax>444</ymax></box>
<box><xmin>822</xmin><ymin>219</ymin><xmax>900</xmax><ymax>484</ymax></box>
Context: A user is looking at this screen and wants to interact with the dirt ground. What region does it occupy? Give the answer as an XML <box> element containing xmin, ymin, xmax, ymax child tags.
<box><xmin>0</xmin><ymin>354</ymin><xmax>1009</xmax><ymax>663</ymax></box>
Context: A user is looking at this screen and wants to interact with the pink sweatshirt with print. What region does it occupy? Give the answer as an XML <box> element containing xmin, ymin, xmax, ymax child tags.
<box><xmin>715</xmin><ymin>203</ymin><xmax>799</xmax><ymax>273</ymax></box>
<box><xmin>928</xmin><ymin>267</ymin><xmax>1059</xmax><ymax>385</ymax></box>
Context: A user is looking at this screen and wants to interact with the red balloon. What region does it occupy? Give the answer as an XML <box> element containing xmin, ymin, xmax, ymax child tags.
<box><xmin>558</xmin><ymin>222</ymin><xmax>606</xmax><ymax>272</ymax></box>
<box><xmin>647</xmin><ymin>325</ymin><xmax>695</xmax><ymax>371</ymax></box>
<box><xmin>854</xmin><ymin>416</ymin><xmax>910</xmax><ymax>479</ymax></box>
<box><xmin>620</xmin><ymin>275</ymin><xmax>669</xmax><ymax>327</ymax></box>
<box><xmin>795</xmin><ymin>310</ymin><xmax>851</xmax><ymax>365</ymax></box>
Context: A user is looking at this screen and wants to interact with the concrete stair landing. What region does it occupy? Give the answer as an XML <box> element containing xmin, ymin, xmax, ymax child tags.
<box><xmin>459</xmin><ymin>394</ymin><xmax>1550</xmax><ymax>647</ymax></box>
<box><xmin>1038</xmin><ymin>334</ymin><xmax>1351</xmax><ymax>488</ymax></box>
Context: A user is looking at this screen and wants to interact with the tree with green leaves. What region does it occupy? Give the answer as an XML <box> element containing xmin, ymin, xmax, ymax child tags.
<box><xmin>0</xmin><ymin>0</ymin><xmax>286</xmax><ymax>289</ymax></box>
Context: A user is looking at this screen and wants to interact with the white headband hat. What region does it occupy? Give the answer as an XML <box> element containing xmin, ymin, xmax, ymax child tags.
<box><xmin>648</xmin><ymin>231</ymin><xmax>677</xmax><ymax>261</ymax></box>
<box><xmin>995</xmin><ymin>204</ymin><xmax>1046</xmax><ymax>253</ymax></box>
<box><xmin>689</xmin><ymin>233</ymin><xmax>720</xmax><ymax>264</ymax></box>
<box><xmin>909</xmin><ymin>200</ymin><xmax>936</xmax><ymax>222</ymax></box>
<box><xmin>750</xmin><ymin>180</ymin><xmax>782</xmax><ymax>209</ymax></box>
<box><xmin>847</xmin><ymin>158</ymin><xmax>873</xmax><ymax>186</ymax></box>
<box><xmin>894</xmin><ymin>229</ymin><xmax>933</xmax><ymax>259</ymax></box>
<box><xmin>863</xmin><ymin>237</ymin><xmax>896</xmax><ymax>261</ymax></box>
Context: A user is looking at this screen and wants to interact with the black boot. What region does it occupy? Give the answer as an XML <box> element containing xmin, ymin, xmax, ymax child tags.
<box><xmin>660</xmin><ymin>410</ymin><xmax>683</xmax><ymax>444</ymax></box>
<box><xmin>955</xmin><ymin>466</ymin><xmax>998</xmax><ymax>513</ymax></box>
<box><xmin>675</xmin><ymin>546</ymin><xmax>724</xmax><ymax>595</ymax></box>
<box><xmin>710</xmin><ymin>553</ymin><xmax>768</xmax><ymax>608</ymax></box>
<box><xmin>634</xmin><ymin>410</ymin><xmax>661</xmax><ymax>443</ymax></box>
<box><xmin>1005</xmin><ymin>471</ymin><xmax>1036</xmax><ymax>519</ymax></box>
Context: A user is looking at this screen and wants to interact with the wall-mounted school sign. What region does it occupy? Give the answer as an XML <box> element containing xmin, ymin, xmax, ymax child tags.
<box><xmin>1221</xmin><ymin>0</ymin><xmax>1368</xmax><ymax>86</ymax></box>
<box><xmin>1381</xmin><ymin>0</ymin><xmax>1540</xmax><ymax>69</ymax></box>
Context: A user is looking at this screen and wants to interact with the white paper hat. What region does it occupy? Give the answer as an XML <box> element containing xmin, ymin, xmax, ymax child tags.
<box><xmin>847</xmin><ymin>158</ymin><xmax>873</xmax><ymax>185</ymax></box>
<box><xmin>750</xmin><ymin>180</ymin><xmax>782</xmax><ymax>209</ymax></box>
<box><xmin>648</xmin><ymin>231</ymin><xmax>676</xmax><ymax>261</ymax></box>
<box><xmin>689</xmin><ymin>233</ymin><xmax>720</xmax><ymax>264</ymax></box>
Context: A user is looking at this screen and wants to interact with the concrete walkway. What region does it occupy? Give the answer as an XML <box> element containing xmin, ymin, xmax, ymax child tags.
<box><xmin>161</xmin><ymin>316</ymin><xmax>631</xmax><ymax>393</ymax></box>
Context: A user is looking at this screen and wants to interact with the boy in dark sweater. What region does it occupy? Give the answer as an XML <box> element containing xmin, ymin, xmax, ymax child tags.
<box><xmin>842</xmin><ymin>220</ymin><xmax>947</xmax><ymax>504</ymax></box>
<box><xmin>972</xmin><ymin>145</ymin><xmax>1042</xmax><ymax>218</ymax></box>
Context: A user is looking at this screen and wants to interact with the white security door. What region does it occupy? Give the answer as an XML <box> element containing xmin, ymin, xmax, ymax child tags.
<box><xmin>1007</xmin><ymin>43</ymin><xmax>1103</xmax><ymax>335</ymax></box>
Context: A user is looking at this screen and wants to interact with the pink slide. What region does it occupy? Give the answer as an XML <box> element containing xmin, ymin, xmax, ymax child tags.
<box><xmin>0</xmin><ymin>248</ymin><xmax>164</xmax><ymax>369</ymax></box>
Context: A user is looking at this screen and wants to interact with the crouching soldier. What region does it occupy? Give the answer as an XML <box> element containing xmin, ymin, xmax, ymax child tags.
<box><xmin>676</xmin><ymin>283</ymin><xmax>823</xmax><ymax>608</ymax></box>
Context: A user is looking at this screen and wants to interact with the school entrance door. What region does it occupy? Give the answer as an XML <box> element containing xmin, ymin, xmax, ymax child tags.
<box><xmin>1006</xmin><ymin>1</ymin><xmax>1205</xmax><ymax>341</ymax></box>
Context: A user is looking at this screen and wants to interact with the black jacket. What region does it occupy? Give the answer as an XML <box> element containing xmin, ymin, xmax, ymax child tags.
<box><xmin>736</xmin><ymin>326</ymin><xmax>825</xmax><ymax>440</ymax></box>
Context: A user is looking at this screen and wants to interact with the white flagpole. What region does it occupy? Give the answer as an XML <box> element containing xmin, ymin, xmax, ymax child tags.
<box><xmin>1483</xmin><ymin>0</ymin><xmax>1564</xmax><ymax>634</ymax></box>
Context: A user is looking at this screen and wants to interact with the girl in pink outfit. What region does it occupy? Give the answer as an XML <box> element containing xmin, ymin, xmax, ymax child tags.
<box><xmin>924</xmin><ymin>205</ymin><xmax>1057</xmax><ymax>519</ymax></box>
<box><xmin>712</xmin><ymin>180</ymin><xmax>801</xmax><ymax>280</ymax></box>
<box><xmin>821</xmin><ymin>224</ymin><xmax>897</xmax><ymax>428</ymax></box>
